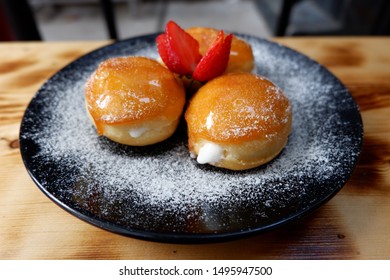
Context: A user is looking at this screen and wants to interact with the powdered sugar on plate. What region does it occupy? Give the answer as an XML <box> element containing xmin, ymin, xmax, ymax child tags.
<box><xmin>20</xmin><ymin>34</ymin><xmax>362</xmax><ymax>241</ymax></box>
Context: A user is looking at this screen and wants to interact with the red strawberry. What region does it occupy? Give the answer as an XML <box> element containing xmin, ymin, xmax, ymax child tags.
<box><xmin>192</xmin><ymin>31</ymin><xmax>233</xmax><ymax>82</ymax></box>
<box><xmin>156</xmin><ymin>21</ymin><xmax>202</xmax><ymax>76</ymax></box>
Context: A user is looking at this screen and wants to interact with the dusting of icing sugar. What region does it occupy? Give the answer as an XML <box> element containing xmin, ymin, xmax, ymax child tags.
<box><xmin>96</xmin><ymin>94</ymin><xmax>111</xmax><ymax>109</ymax></box>
<box><xmin>245</xmin><ymin>106</ymin><xmax>256</xmax><ymax>117</ymax></box>
<box><xmin>139</xmin><ymin>97</ymin><xmax>151</xmax><ymax>103</ymax></box>
<box><xmin>148</xmin><ymin>80</ymin><xmax>160</xmax><ymax>87</ymax></box>
<box><xmin>20</xmin><ymin>36</ymin><xmax>362</xmax><ymax>234</ymax></box>
<box><xmin>206</xmin><ymin>111</ymin><xmax>214</xmax><ymax>130</ymax></box>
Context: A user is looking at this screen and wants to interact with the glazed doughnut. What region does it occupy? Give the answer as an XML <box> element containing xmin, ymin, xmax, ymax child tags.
<box><xmin>185</xmin><ymin>73</ymin><xmax>292</xmax><ymax>170</ymax></box>
<box><xmin>85</xmin><ymin>56</ymin><xmax>186</xmax><ymax>146</ymax></box>
<box><xmin>186</xmin><ymin>27</ymin><xmax>254</xmax><ymax>73</ymax></box>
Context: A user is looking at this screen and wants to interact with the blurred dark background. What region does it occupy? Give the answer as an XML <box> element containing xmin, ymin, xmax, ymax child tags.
<box><xmin>1</xmin><ymin>0</ymin><xmax>389</xmax><ymax>41</ymax></box>
<box><xmin>257</xmin><ymin>0</ymin><xmax>390</xmax><ymax>36</ymax></box>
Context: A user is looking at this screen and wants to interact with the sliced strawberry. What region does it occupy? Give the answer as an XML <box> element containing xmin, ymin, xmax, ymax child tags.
<box><xmin>192</xmin><ymin>31</ymin><xmax>233</xmax><ymax>82</ymax></box>
<box><xmin>156</xmin><ymin>21</ymin><xmax>202</xmax><ymax>76</ymax></box>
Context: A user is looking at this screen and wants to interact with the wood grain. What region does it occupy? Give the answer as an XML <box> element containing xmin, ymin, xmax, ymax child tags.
<box><xmin>0</xmin><ymin>38</ymin><xmax>389</xmax><ymax>260</ymax></box>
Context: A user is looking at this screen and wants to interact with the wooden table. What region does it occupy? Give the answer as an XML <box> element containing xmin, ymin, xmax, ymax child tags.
<box><xmin>1</xmin><ymin>38</ymin><xmax>389</xmax><ymax>260</ymax></box>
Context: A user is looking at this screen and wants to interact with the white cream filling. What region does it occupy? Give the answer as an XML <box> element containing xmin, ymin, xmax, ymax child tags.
<box><xmin>128</xmin><ymin>126</ymin><xmax>150</xmax><ymax>138</ymax></box>
<box><xmin>128</xmin><ymin>120</ymin><xmax>173</xmax><ymax>138</ymax></box>
<box><xmin>196</xmin><ymin>142</ymin><xmax>224</xmax><ymax>164</ymax></box>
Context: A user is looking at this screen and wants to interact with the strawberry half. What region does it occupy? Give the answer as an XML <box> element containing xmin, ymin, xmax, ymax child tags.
<box><xmin>192</xmin><ymin>31</ymin><xmax>233</xmax><ymax>82</ymax></box>
<box><xmin>156</xmin><ymin>21</ymin><xmax>202</xmax><ymax>76</ymax></box>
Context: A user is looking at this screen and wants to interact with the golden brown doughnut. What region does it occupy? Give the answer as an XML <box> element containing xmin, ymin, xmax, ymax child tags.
<box><xmin>85</xmin><ymin>56</ymin><xmax>186</xmax><ymax>146</ymax></box>
<box><xmin>185</xmin><ymin>73</ymin><xmax>292</xmax><ymax>170</ymax></box>
<box><xmin>186</xmin><ymin>27</ymin><xmax>254</xmax><ymax>73</ymax></box>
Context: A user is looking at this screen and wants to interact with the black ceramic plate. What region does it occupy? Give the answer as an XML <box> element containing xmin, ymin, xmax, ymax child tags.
<box><xmin>19</xmin><ymin>34</ymin><xmax>363</xmax><ymax>243</ymax></box>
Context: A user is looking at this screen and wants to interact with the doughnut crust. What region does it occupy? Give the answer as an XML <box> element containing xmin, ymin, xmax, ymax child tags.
<box><xmin>185</xmin><ymin>73</ymin><xmax>292</xmax><ymax>170</ymax></box>
<box><xmin>85</xmin><ymin>56</ymin><xmax>186</xmax><ymax>146</ymax></box>
<box><xmin>186</xmin><ymin>27</ymin><xmax>254</xmax><ymax>73</ymax></box>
